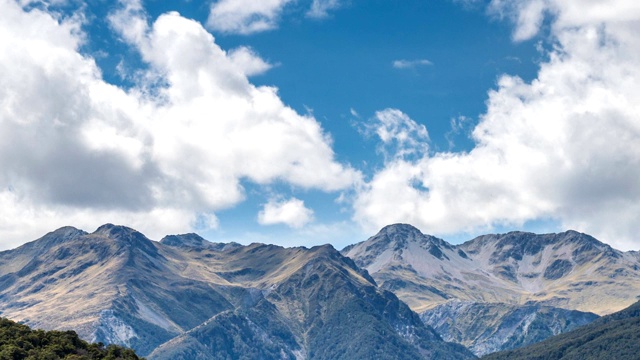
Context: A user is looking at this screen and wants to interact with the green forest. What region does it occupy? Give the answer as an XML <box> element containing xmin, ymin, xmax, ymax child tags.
<box><xmin>0</xmin><ymin>318</ymin><xmax>143</xmax><ymax>360</ymax></box>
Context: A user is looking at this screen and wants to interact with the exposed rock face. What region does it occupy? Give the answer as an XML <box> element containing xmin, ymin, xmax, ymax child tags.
<box><xmin>0</xmin><ymin>225</ymin><xmax>474</xmax><ymax>360</ymax></box>
<box><xmin>343</xmin><ymin>224</ymin><xmax>640</xmax><ymax>316</ymax></box>
<box><xmin>482</xmin><ymin>301</ymin><xmax>640</xmax><ymax>360</ymax></box>
<box><xmin>420</xmin><ymin>301</ymin><xmax>598</xmax><ymax>357</ymax></box>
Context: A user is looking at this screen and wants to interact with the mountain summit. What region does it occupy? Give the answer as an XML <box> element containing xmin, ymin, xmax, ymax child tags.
<box><xmin>343</xmin><ymin>224</ymin><xmax>455</xmax><ymax>267</ymax></box>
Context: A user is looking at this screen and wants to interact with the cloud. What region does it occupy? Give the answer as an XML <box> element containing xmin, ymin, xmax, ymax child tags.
<box><xmin>227</xmin><ymin>46</ymin><xmax>274</xmax><ymax>76</ymax></box>
<box><xmin>307</xmin><ymin>0</ymin><xmax>342</xmax><ymax>19</ymax></box>
<box><xmin>392</xmin><ymin>59</ymin><xmax>433</xmax><ymax>69</ymax></box>
<box><xmin>364</xmin><ymin>109</ymin><xmax>430</xmax><ymax>160</ymax></box>
<box><xmin>356</xmin><ymin>0</ymin><xmax>640</xmax><ymax>250</ymax></box>
<box><xmin>0</xmin><ymin>0</ymin><xmax>360</xmax><ymax>249</ymax></box>
<box><xmin>489</xmin><ymin>0</ymin><xmax>550</xmax><ymax>41</ymax></box>
<box><xmin>258</xmin><ymin>198</ymin><xmax>314</xmax><ymax>228</ymax></box>
<box><xmin>207</xmin><ymin>0</ymin><xmax>293</xmax><ymax>35</ymax></box>
<box><xmin>445</xmin><ymin>115</ymin><xmax>474</xmax><ymax>149</ymax></box>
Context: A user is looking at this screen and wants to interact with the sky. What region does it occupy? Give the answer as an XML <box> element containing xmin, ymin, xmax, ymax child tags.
<box><xmin>1</xmin><ymin>0</ymin><xmax>640</xmax><ymax>251</ymax></box>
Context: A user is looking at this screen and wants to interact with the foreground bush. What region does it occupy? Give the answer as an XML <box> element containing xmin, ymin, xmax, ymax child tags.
<box><xmin>0</xmin><ymin>317</ymin><xmax>143</xmax><ymax>360</ymax></box>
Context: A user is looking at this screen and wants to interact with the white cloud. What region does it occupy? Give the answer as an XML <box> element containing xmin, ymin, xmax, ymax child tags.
<box><xmin>490</xmin><ymin>0</ymin><xmax>549</xmax><ymax>41</ymax></box>
<box><xmin>258</xmin><ymin>198</ymin><xmax>314</xmax><ymax>228</ymax></box>
<box><xmin>365</xmin><ymin>109</ymin><xmax>430</xmax><ymax>160</ymax></box>
<box><xmin>307</xmin><ymin>0</ymin><xmax>342</xmax><ymax>19</ymax></box>
<box><xmin>356</xmin><ymin>0</ymin><xmax>640</xmax><ymax>250</ymax></box>
<box><xmin>207</xmin><ymin>0</ymin><xmax>293</xmax><ymax>35</ymax></box>
<box><xmin>0</xmin><ymin>0</ymin><xmax>360</xmax><ymax>249</ymax></box>
<box><xmin>227</xmin><ymin>46</ymin><xmax>274</xmax><ymax>76</ymax></box>
<box><xmin>445</xmin><ymin>115</ymin><xmax>474</xmax><ymax>149</ymax></box>
<box><xmin>392</xmin><ymin>59</ymin><xmax>433</xmax><ymax>69</ymax></box>
<box><xmin>0</xmin><ymin>190</ymin><xmax>204</xmax><ymax>248</ymax></box>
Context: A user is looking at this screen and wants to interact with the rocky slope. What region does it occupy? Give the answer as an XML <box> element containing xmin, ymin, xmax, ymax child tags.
<box><xmin>342</xmin><ymin>224</ymin><xmax>640</xmax><ymax>315</ymax></box>
<box><xmin>420</xmin><ymin>301</ymin><xmax>598</xmax><ymax>356</ymax></box>
<box><xmin>0</xmin><ymin>225</ymin><xmax>474</xmax><ymax>360</ymax></box>
<box><xmin>482</xmin><ymin>301</ymin><xmax>640</xmax><ymax>360</ymax></box>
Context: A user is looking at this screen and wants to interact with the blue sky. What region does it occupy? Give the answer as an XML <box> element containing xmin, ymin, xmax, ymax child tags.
<box><xmin>1</xmin><ymin>0</ymin><xmax>640</xmax><ymax>251</ymax></box>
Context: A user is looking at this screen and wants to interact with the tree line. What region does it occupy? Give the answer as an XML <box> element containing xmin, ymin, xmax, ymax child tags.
<box><xmin>0</xmin><ymin>317</ymin><xmax>143</xmax><ymax>360</ymax></box>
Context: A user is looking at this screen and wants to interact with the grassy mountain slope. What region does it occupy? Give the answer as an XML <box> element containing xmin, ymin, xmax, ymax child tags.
<box><xmin>0</xmin><ymin>224</ymin><xmax>233</xmax><ymax>356</ymax></box>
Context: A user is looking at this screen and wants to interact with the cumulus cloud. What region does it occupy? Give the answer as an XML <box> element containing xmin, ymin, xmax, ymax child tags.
<box><xmin>356</xmin><ymin>0</ymin><xmax>640</xmax><ymax>250</ymax></box>
<box><xmin>392</xmin><ymin>59</ymin><xmax>433</xmax><ymax>69</ymax></box>
<box><xmin>258</xmin><ymin>198</ymin><xmax>314</xmax><ymax>228</ymax></box>
<box><xmin>0</xmin><ymin>0</ymin><xmax>359</xmax><ymax>249</ymax></box>
<box><xmin>207</xmin><ymin>0</ymin><xmax>293</xmax><ymax>34</ymax></box>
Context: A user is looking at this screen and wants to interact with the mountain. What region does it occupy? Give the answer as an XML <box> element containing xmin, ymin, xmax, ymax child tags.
<box><xmin>482</xmin><ymin>301</ymin><xmax>640</xmax><ymax>360</ymax></box>
<box><xmin>420</xmin><ymin>301</ymin><xmax>598</xmax><ymax>357</ymax></box>
<box><xmin>342</xmin><ymin>224</ymin><xmax>640</xmax><ymax>355</ymax></box>
<box><xmin>342</xmin><ymin>224</ymin><xmax>640</xmax><ymax>315</ymax></box>
<box><xmin>0</xmin><ymin>224</ymin><xmax>233</xmax><ymax>356</ymax></box>
<box><xmin>0</xmin><ymin>224</ymin><xmax>474</xmax><ymax>360</ymax></box>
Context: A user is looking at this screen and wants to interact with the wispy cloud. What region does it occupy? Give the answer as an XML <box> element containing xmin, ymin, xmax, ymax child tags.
<box><xmin>307</xmin><ymin>0</ymin><xmax>342</xmax><ymax>19</ymax></box>
<box><xmin>366</xmin><ymin>109</ymin><xmax>430</xmax><ymax>160</ymax></box>
<box><xmin>207</xmin><ymin>0</ymin><xmax>294</xmax><ymax>35</ymax></box>
<box><xmin>392</xmin><ymin>59</ymin><xmax>433</xmax><ymax>69</ymax></box>
<box><xmin>206</xmin><ymin>0</ymin><xmax>343</xmax><ymax>34</ymax></box>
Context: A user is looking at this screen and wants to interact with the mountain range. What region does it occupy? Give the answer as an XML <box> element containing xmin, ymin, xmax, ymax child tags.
<box><xmin>1</xmin><ymin>223</ymin><xmax>639</xmax><ymax>358</ymax></box>
<box><xmin>342</xmin><ymin>224</ymin><xmax>640</xmax><ymax>315</ymax></box>
<box><xmin>0</xmin><ymin>224</ymin><xmax>473</xmax><ymax>359</ymax></box>
<box><xmin>341</xmin><ymin>223</ymin><xmax>640</xmax><ymax>355</ymax></box>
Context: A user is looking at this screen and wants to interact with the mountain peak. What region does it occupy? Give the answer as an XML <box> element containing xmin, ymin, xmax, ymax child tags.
<box><xmin>10</xmin><ymin>226</ymin><xmax>88</xmax><ymax>255</ymax></box>
<box><xmin>93</xmin><ymin>224</ymin><xmax>146</xmax><ymax>240</ymax></box>
<box><xmin>342</xmin><ymin>224</ymin><xmax>456</xmax><ymax>272</ymax></box>
<box><xmin>160</xmin><ymin>233</ymin><xmax>207</xmax><ymax>248</ymax></box>
<box><xmin>378</xmin><ymin>223</ymin><xmax>423</xmax><ymax>235</ymax></box>
<box><xmin>91</xmin><ymin>224</ymin><xmax>159</xmax><ymax>256</ymax></box>
<box><xmin>373</xmin><ymin>223</ymin><xmax>452</xmax><ymax>252</ymax></box>
<box><xmin>43</xmin><ymin>226</ymin><xmax>87</xmax><ymax>242</ymax></box>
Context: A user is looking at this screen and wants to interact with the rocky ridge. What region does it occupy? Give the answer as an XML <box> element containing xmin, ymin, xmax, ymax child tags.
<box><xmin>342</xmin><ymin>224</ymin><xmax>640</xmax><ymax>315</ymax></box>
<box><xmin>482</xmin><ymin>300</ymin><xmax>640</xmax><ymax>360</ymax></box>
<box><xmin>420</xmin><ymin>301</ymin><xmax>598</xmax><ymax>356</ymax></box>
